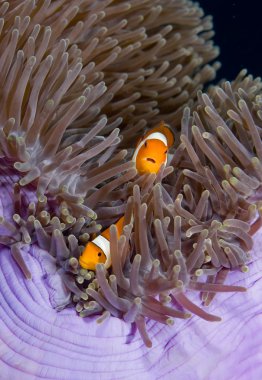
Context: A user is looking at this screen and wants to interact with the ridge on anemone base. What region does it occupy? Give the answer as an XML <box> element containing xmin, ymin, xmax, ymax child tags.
<box><xmin>0</xmin><ymin>0</ymin><xmax>262</xmax><ymax>379</ymax></box>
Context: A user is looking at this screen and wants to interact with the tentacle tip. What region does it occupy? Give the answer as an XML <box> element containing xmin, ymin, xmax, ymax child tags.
<box><xmin>239</xmin><ymin>287</ymin><xmax>247</xmax><ymax>292</ymax></box>
<box><xmin>96</xmin><ymin>263</ymin><xmax>105</xmax><ymax>271</ymax></box>
<box><xmin>26</xmin><ymin>273</ymin><xmax>32</xmax><ymax>280</ymax></box>
<box><xmin>166</xmin><ymin>318</ymin><xmax>174</xmax><ymax>326</ymax></box>
<box><xmin>241</xmin><ymin>265</ymin><xmax>249</xmax><ymax>273</ymax></box>
<box><xmin>19</xmin><ymin>179</ymin><xmax>26</xmax><ymax>186</ymax></box>
<box><xmin>134</xmin><ymin>297</ymin><xmax>142</xmax><ymax>305</ymax></box>
<box><xmin>146</xmin><ymin>341</ymin><xmax>153</xmax><ymax>349</ymax></box>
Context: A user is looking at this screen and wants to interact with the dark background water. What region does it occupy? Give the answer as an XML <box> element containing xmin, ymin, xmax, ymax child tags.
<box><xmin>198</xmin><ymin>0</ymin><xmax>261</xmax><ymax>82</ymax></box>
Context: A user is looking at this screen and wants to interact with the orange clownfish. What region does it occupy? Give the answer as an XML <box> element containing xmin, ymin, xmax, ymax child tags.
<box><xmin>132</xmin><ymin>121</ymin><xmax>174</xmax><ymax>175</ymax></box>
<box><xmin>79</xmin><ymin>216</ymin><xmax>125</xmax><ymax>271</ymax></box>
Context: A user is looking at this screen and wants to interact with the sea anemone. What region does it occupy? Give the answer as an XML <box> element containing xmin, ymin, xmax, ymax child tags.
<box><xmin>0</xmin><ymin>0</ymin><xmax>261</xmax><ymax>379</ymax></box>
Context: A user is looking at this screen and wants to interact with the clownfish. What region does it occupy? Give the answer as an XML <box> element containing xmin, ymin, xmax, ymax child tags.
<box><xmin>79</xmin><ymin>216</ymin><xmax>125</xmax><ymax>271</ymax></box>
<box><xmin>132</xmin><ymin>121</ymin><xmax>174</xmax><ymax>174</ymax></box>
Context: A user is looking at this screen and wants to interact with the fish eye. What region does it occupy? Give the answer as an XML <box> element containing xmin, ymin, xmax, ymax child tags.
<box><xmin>97</xmin><ymin>252</ymin><xmax>102</xmax><ymax>257</ymax></box>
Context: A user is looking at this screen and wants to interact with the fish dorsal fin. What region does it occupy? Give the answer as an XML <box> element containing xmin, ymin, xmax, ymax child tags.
<box><xmin>144</xmin><ymin>121</ymin><xmax>174</xmax><ymax>148</ymax></box>
<box><xmin>115</xmin><ymin>216</ymin><xmax>125</xmax><ymax>236</ymax></box>
<box><xmin>102</xmin><ymin>216</ymin><xmax>125</xmax><ymax>240</ymax></box>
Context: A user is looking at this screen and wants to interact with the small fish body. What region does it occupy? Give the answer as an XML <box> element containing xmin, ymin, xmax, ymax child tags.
<box><xmin>132</xmin><ymin>121</ymin><xmax>174</xmax><ymax>174</ymax></box>
<box><xmin>79</xmin><ymin>216</ymin><xmax>124</xmax><ymax>271</ymax></box>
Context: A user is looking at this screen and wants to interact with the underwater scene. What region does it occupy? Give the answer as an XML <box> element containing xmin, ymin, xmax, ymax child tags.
<box><xmin>0</xmin><ymin>1</ymin><xmax>261</xmax><ymax>379</ymax></box>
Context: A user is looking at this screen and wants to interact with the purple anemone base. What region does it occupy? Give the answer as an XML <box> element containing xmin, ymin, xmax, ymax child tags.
<box><xmin>1</xmin><ymin>226</ymin><xmax>261</xmax><ymax>379</ymax></box>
